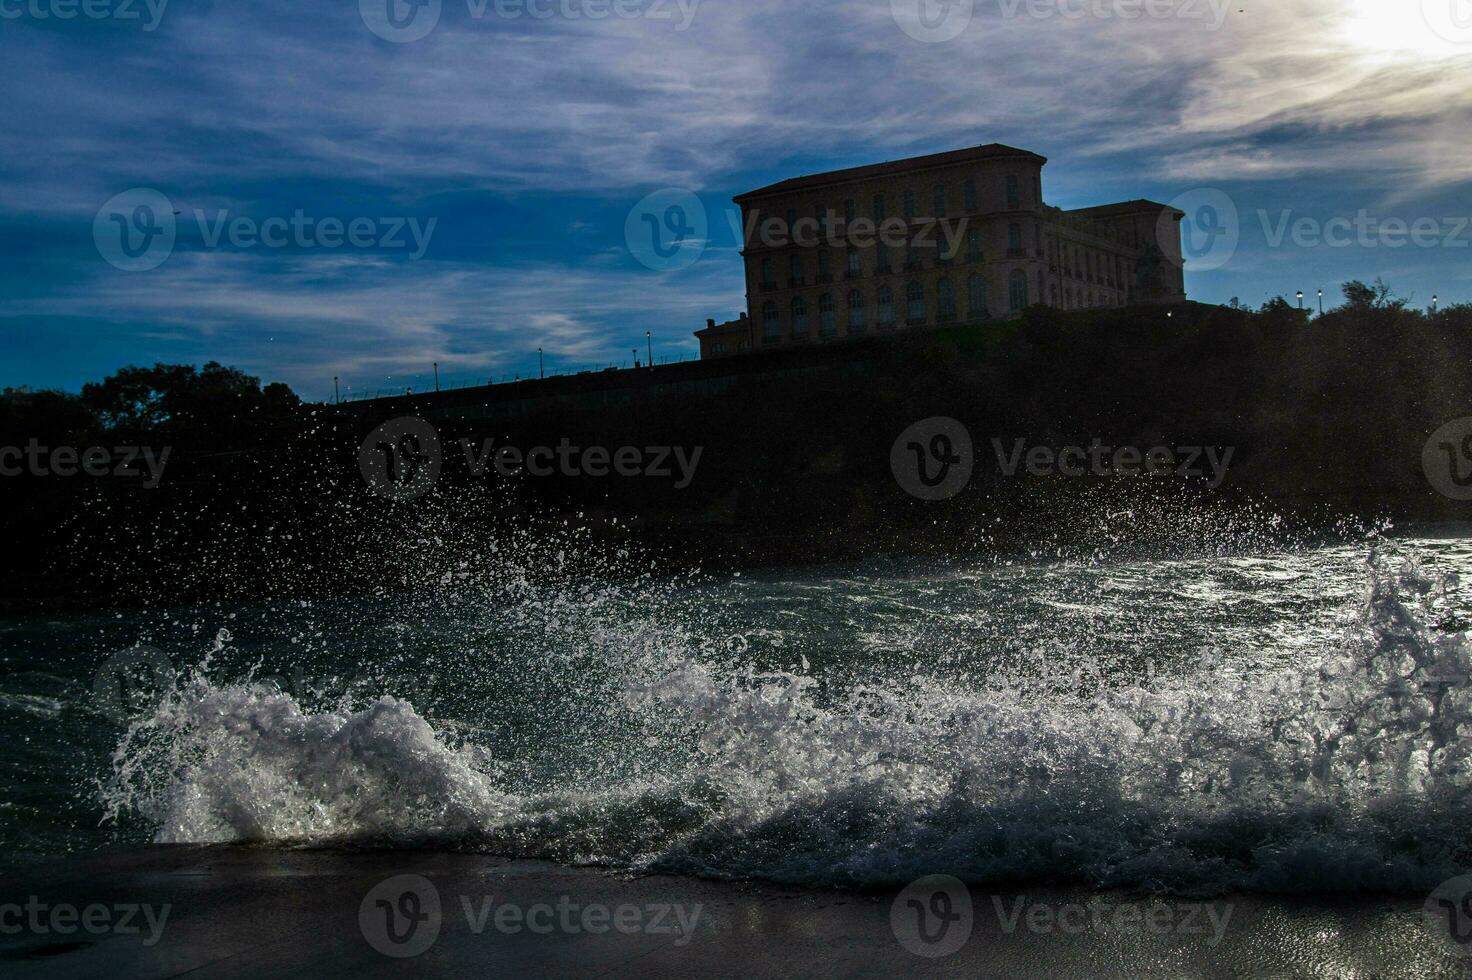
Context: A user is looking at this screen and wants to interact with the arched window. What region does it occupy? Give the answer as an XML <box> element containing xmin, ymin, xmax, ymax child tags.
<box><xmin>848</xmin><ymin>290</ymin><xmax>867</xmax><ymax>332</ymax></box>
<box><xmin>937</xmin><ymin>278</ymin><xmax>956</xmax><ymax>323</ymax></box>
<box><xmin>761</xmin><ymin>257</ymin><xmax>775</xmax><ymax>288</ymax></box>
<box><xmin>877</xmin><ymin>285</ymin><xmax>896</xmax><ymax>327</ymax></box>
<box><xmin>762</xmin><ymin>300</ymin><xmax>781</xmax><ymax>339</ymax></box>
<box><xmin>789</xmin><ymin>253</ymin><xmax>803</xmax><ymax>284</ymax></box>
<box><xmin>1008</xmin><ymin>269</ymin><xmax>1028</xmax><ymax>312</ymax></box>
<box><xmin>968</xmin><ymin>273</ymin><xmax>989</xmax><ymax>321</ymax></box>
<box><xmin>819</xmin><ymin>293</ymin><xmax>837</xmax><ymax>336</ymax></box>
<box><xmin>906</xmin><ymin>281</ymin><xmax>925</xmax><ymax>324</ymax></box>
<box><xmin>791</xmin><ymin>296</ymin><xmax>809</xmax><ymax>336</ymax></box>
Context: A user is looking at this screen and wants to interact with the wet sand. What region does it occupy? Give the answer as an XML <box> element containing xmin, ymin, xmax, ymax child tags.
<box><xmin>0</xmin><ymin>846</ymin><xmax>1466</xmax><ymax>979</ymax></box>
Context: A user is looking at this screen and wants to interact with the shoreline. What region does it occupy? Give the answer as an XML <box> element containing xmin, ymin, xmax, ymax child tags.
<box><xmin>1</xmin><ymin>845</ymin><xmax>1466</xmax><ymax>978</ymax></box>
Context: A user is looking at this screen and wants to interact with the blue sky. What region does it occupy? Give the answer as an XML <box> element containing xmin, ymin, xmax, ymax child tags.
<box><xmin>2</xmin><ymin>0</ymin><xmax>1470</xmax><ymax>400</ymax></box>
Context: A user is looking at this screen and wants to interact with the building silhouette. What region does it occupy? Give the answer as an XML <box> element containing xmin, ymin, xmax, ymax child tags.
<box><xmin>697</xmin><ymin>143</ymin><xmax>1186</xmax><ymax>358</ymax></box>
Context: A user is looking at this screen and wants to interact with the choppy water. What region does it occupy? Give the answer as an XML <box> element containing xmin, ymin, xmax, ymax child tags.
<box><xmin>4</xmin><ymin>524</ymin><xmax>1472</xmax><ymax>896</ymax></box>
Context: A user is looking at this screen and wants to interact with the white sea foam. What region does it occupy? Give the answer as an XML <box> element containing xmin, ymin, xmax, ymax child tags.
<box><xmin>99</xmin><ymin>548</ymin><xmax>1472</xmax><ymax>895</ymax></box>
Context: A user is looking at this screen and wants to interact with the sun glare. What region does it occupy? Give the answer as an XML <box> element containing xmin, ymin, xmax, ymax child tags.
<box><xmin>1339</xmin><ymin>0</ymin><xmax>1470</xmax><ymax>60</ymax></box>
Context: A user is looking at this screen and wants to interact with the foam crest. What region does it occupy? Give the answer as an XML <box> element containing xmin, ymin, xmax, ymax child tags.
<box><xmin>100</xmin><ymin>547</ymin><xmax>1472</xmax><ymax>894</ymax></box>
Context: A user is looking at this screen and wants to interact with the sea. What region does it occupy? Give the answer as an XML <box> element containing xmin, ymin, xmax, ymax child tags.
<box><xmin>3</xmin><ymin>522</ymin><xmax>1472</xmax><ymax>899</ymax></box>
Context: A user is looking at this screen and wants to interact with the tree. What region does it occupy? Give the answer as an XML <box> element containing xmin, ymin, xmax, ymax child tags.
<box><xmin>1341</xmin><ymin>278</ymin><xmax>1404</xmax><ymax>312</ymax></box>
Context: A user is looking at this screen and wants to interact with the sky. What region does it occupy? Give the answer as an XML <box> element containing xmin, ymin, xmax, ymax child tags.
<box><xmin>2</xmin><ymin>0</ymin><xmax>1470</xmax><ymax>401</ymax></box>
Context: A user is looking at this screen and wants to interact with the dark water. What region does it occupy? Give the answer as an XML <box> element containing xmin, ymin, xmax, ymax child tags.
<box><xmin>4</xmin><ymin>529</ymin><xmax>1472</xmax><ymax>897</ymax></box>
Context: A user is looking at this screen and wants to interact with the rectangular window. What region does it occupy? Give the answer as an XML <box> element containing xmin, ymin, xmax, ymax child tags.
<box><xmin>964</xmin><ymin>177</ymin><xmax>978</xmax><ymax>211</ymax></box>
<box><xmin>847</xmin><ymin>250</ymin><xmax>861</xmax><ymax>276</ymax></box>
<box><xmin>844</xmin><ymin>199</ymin><xmax>856</xmax><ymax>223</ymax></box>
<box><xmin>966</xmin><ymin>228</ymin><xmax>981</xmax><ymax>261</ymax></box>
<box><xmin>873</xmin><ymin>194</ymin><xmax>886</xmax><ymax>221</ymax></box>
<box><xmin>1006</xmin><ymin>175</ymin><xmax>1020</xmax><ymax>210</ymax></box>
<box><xmin>933</xmin><ymin>185</ymin><xmax>946</xmax><ymax>217</ymax></box>
<box><xmin>903</xmin><ymin>190</ymin><xmax>916</xmax><ymax>219</ymax></box>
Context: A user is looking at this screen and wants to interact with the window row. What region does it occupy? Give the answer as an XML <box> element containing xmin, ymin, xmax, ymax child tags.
<box><xmin>771</xmin><ymin>172</ymin><xmax>1036</xmax><ymax>232</ymax></box>
<box><xmin>758</xmin><ymin>230</ymin><xmax>992</xmax><ymax>287</ymax></box>
<box><xmin>759</xmin><ymin>272</ymin><xmax>1030</xmax><ymax>340</ymax></box>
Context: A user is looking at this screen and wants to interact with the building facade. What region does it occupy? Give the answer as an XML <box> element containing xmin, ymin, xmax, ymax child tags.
<box><xmin>696</xmin><ymin>143</ymin><xmax>1185</xmax><ymax>359</ymax></box>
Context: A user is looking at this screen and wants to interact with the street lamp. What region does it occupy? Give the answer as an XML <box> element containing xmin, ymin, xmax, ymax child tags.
<box><xmin>433</xmin><ymin>362</ymin><xmax>440</xmax><ymax>393</ymax></box>
<box><xmin>538</xmin><ymin>347</ymin><xmax>544</xmax><ymax>379</ymax></box>
<box><xmin>1296</xmin><ymin>291</ymin><xmax>1303</xmax><ymax>309</ymax></box>
<box><xmin>646</xmin><ymin>330</ymin><xmax>653</xmax><ymax>367</ymax></box>
<box><xmin>1433</xmin><ymin>294</ymin><xmax>1439</xmax><ymax>313</ymax></box>
<box><xmin>1317</xmin><ymin>288</ymin><xmax>1323</xmax><ymax>315</ymax></box>
<box><xmin>333</xmin><ymin>376</ymin><xmax>340</xmax><ymax>405</ymax></box>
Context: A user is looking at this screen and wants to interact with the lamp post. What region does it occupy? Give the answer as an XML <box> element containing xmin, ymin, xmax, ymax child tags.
<box><xmin>1433</xmin><ymin>294</ymin><xmax>1439</xmax><ymax>313</ymax></box>
<box><xmin>1296</xmin><ymin>291</ymin><xmax>1303</xmax><ymax>310</ymax></box>
<box><xmin>1317</xmin><ymin>288</ymin><xmax>1323</xmax><ymax>315</ymax></box>
<box><xmin>538</xmin><ymin>347</ymin><xmax>544</xmax><ymax>379</ymax></box>
<box><xmin>333</xmin><ymin>376</ymin><xmax>339</xmax><ymax>405</ymax></box>
<box><xmin>433</xmin><ymin>362</ymin><xmax>440</xmax><ymax>393</ymax></box>
<box><xmin>646</xmin><ymin>330</ymin><xmax>653</xmax><ymax>367</ymax></box>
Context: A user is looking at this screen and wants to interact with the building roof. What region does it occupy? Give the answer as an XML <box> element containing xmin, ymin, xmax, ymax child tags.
<box><xmin>734</xmin><ymin>144</ymin><xmax>1047</xmax><ymax>203</ymax></box>
<box><xmin>1067</xmin><ymin>199</ymin><xmax>1184</xmax><ymax>219</ymax></box>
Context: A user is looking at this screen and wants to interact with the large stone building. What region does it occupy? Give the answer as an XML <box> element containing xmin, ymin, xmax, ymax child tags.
<box><xmin>696</xmin><ymin>143</ymin><xmax>1185</xmax><ymax>359</ymax></box>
